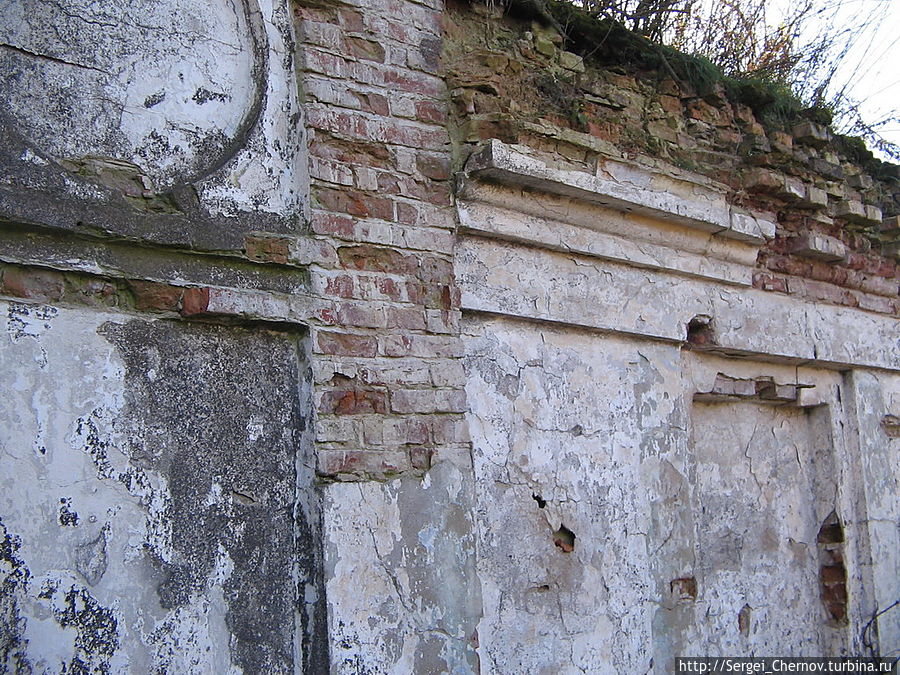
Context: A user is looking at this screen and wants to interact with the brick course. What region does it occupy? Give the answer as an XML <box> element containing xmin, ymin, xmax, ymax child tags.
<box><xmin>295</xmin><ymin>0</ymin><xmax>467</xmax><ymax>481</ymax></box>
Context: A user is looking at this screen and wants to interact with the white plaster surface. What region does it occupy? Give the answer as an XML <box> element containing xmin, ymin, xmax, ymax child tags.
<box><xmin>0</xmin><ymin>0</ymin><xmax>305</xmax><ymax>217</ymax></box>
<box><xmin>0</xmin><ymin>301</ymin><xmax>312</xmax><ymax>673</ymax></box>
<box><xmin>322</xmin><ymin>459</ymin><xmax>481</xmax><ymax>674</ymax></box>
<box><xmin>0</xmin><ymin>302</ymin><xmax>177</xmax><ymax>672</ymax></box>
<box><xmin>462</xmin><ymin>316</ymin><xmax>899</xmax><ymax>670</ymax></box>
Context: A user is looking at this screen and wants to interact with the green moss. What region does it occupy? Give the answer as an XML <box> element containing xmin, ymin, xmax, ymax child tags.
<box><xmin>835</xmin><ymin>134</ymin><xmax>899</xmax><ymax>181</ymax></box>
<box><xmin>541</xmin><ymin>0</ymin><xmax>815</xmax><ymax>127</ymax></box>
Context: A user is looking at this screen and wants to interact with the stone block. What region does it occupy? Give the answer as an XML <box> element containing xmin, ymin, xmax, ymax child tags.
<box><xmin>789</xmin><ymin>232</ymin><xmax>847</xmax><ymax>262</ymax></box>
<box><xmin>793</xmin><ymin>121</ymin><xmax>830</xmax><ymax>147</ymax></box>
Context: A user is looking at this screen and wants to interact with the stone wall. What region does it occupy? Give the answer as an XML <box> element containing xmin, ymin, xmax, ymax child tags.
<box><xmin>1</xmin><ymin>0</ymin><xmax>899</xmax><ymax>672</ymax></box>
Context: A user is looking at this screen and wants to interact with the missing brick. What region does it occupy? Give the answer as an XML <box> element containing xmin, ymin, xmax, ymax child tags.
<box><xmin>817</xmin><ymin>511</ymin><xmax>848</xmax><ymax>625</ymax></box>
<box><xmin>670</xmin><ymin>576</ymin><xmax>697</xmax><ymax>601</ymax></box>
<box><xmin>686</xmin><ymin>314</ymin><xmax>715</xmax><ymax>347</ymax></box>
<box><xmin>552</xmin><ymin>524</ymin><xmax>575</xmax><ymax>552</ymax></box>
<box><xmin>738</xmin><ymin>604</ymin><xmax>752</xmax><ymax>637</ymax></box>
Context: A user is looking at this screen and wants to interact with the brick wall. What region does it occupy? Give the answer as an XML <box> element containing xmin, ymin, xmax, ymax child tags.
<box><xmin>294</xmin><ymin>0</ymin><xmax>469</xmax><ymax>481</ymax></box>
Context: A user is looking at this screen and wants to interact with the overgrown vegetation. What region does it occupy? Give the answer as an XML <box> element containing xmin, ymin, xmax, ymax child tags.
<box><xmin>510</xmin><ymin>0</ymin><xmax>898</xmax><ymax>160</ymax></box>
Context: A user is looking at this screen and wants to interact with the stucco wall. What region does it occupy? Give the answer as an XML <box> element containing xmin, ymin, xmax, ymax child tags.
<box><xmin>1</xmin><ymin>0</ymin><xmax>899</xmax><ymax>672</ymax></box>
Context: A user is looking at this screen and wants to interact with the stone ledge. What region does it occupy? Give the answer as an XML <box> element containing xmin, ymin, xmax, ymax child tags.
<box><xmin>463</xmin><ymin>139</ymin><xmax>775</xmax><ymax>244</ymax></box>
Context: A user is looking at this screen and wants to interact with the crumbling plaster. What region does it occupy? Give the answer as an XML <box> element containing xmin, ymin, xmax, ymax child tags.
<box><xmin>0</xmin><ymin>0</ymin><xmax>899</xmax><ymax>671</ymax></box>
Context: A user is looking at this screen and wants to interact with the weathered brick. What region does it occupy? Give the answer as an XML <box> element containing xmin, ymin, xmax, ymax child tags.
<box><xmin>430</xmin><ymin>414</ymin><xmax>471</xmax><ymax>444</ymax></box>
<box><xmin>363</xmin><ymin>416</ymin><xmax>430</xmax><ymax>446</ymax></box>
<box><xmin>414</xmin><ymin>99</ymin><xmax>448</xmax><ymax>125</ymax></box>
<box><xmin>128</xmin><ymin>280</ymin><xmax>183</xmax><ymax>311</ymax></box>
<box><xmin>320</xmin><ymin>387</ymin><xmax>388</xmax><ymax>414</ymax></box>
<box><xmin>357</xmin><ymin>362</ymin><xmax>432</xmax><ymax>386</ymax></box>
<box><xmin>1</xmin><ymin>266</ymin><xmax>64</xmax><ymax>302</ymax></box>
<box><xmin>387</xmin><ymin>306</ymin><xmax>427</xmax><ymax>330</ymax></box>
<box><xmin>310</xmin><ymin>211</ymin><xmax>357</xmax><ymax>238</ymax></box>
<box><xmin>317</xmin><ymin>449</ymin><xmax>411</xmax><ymax>480</ymax></box>
<box><xmin>425</xmin><ymin>308</ymin><xmax>459</xmax><ymax>333</ymax></box>
<box><xmin>317</xmin><ymin>330</ymin><xmax>378</xmax><ymax>357</ymax></box>
<box><xmin>339</xmin><ymin>244</ymin><xmax>419</xmax><ymax>274</ymax></box>
<box><xmin>415</xmin><ymin>152</ymin><xmax>451</xmax><ymax>180</ymax></box>
<box><xmin>315</xmin><ymin>187</ymin><xmax>394</xmax><ymax>220</ymax></box>
<box><xmin>315</xmin><ymin>416</ymin><xmax>358</xmax><ymax>443</ymax></box>
<box><xmin>244</xmin><ymin>235</ymin><xmax>291</xmax><ymax>264</ymax></box>
<box><xmin>288</xmin><ymin>238</ymin><xmax>340</xmax><ymax>267</ymax></box>
<box><xmin>336</xmin><ymin>300</ymin><xmax>388</xmax><ymax>328</ymax></box>
<box><xmin>401</xmin><ymin>226</ymin><xmax>455</xmax><ymax>254</ymax></box>
<box><xmin>181</xmin><ymin>287</ymin><xmax>292</xmax><ymax>320</ymax></box>
<box><xmin>409</xmin><ymin>446</ymin><xmax>433</xmax><ymax>471</ymax></box>
<box><xmin>346</xmin><ymin>36</ymin><xmax>386</xmax><ymax>62</ymax></box>
<box><xmin>380</xmin><ymin>333</ymin><xmax>463</xmax><ymax>358</ymax></box>
<box><xmin>417</xmin><ymin>255</ymin><xmax>453</xmax><ymax>283</ymax></box>
<box><xmin>390</xmin><ymin>388</ymin><xmax>467</xmax><ymax>413</ymax></box>
<box><xmin>310</xmin><ymin>155</ymin><xmax>356</xmax><ymax>185</ymax></box>
<box><xmin>430</xmin><ymin>360</ymin><xmax>466</xmax><ymax>387</ymax></box>
<box><xmin>181</xmin><ymin>287</ymin><xmax>210</xmax><ymax>316</ymax></box>
<box><xmin>309</xmin><ymin>131</ymin><xmax>393</xmax><ymax>169</ymax></box>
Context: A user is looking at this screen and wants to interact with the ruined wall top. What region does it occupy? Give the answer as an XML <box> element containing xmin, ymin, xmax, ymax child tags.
<box><xmin>445</xmin><ymin>0</ymin><xmax>900</xmax><ymax>317</ymax></box>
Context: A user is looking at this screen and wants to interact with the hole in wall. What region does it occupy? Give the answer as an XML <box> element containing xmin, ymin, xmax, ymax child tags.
<box><xmin>552</xmin><ymin>524</ymin><xmax>575</xmax><ymax>552</ymax></box>
<box><xmin>817</xmin><ymin>511</ymin><xmax>848</xmax><ymax>625</ymax></box>
<box><xmin>670</xmin><ymin>576</ymin><xmax>697</xmax><ymax>601</ymax></box>
<box><xmin>532</xmin><ymin>493</ymin><xmax>547</xmax><ymax>509</ymax></box>
<box><xmin>738</xmin><ymin>604</ymin><xmax>752</xmax><ymax>637</ymax></box>
<box><xmin>686</xmin><ymin>314</ymin><xmax>715</xmax><ymax>346</ymax></box>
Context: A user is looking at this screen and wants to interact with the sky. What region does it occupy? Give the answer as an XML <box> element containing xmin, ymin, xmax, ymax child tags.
<box><xmin>777</xmin><ymin>0</ymin><xmax>900</xmax><ymax>160</ymax></box>
<box><xmin>836</xmin><ymin>0</ymin><xmax>900</xmax><ymax>159</ymax></box>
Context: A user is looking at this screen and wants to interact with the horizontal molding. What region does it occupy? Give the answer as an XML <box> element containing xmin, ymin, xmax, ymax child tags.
<box><xmin>456</xmin><ymin>236</ymin><xmax>900</xmax><ymax>373</ymax></box>
<box><xmin>463</xmin><ymin>139</ymin><xmax>776</xmax><ymax>245</ymax></box>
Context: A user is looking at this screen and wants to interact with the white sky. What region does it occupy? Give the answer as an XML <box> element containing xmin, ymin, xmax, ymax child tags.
<box><xmin>836</xmin><ymin>0</ymin><xmax>900</xmax><ymax>159</ymax></box>
<box><xmin>776</xmin><ymin>0</ymin><xmax>900</xmax><ymax>160</ymax></box>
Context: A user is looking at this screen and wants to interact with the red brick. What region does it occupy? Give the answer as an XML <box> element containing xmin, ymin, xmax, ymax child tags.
<box><xmin>409</xmin><ymin>446</ymin><xmax>433</xmax><ymax>471</ymax></box>
<box><xmin>376</xmin><ymin>277</ymin><xmax>403</xmax><ymax>301</ymax></box>
<box><xmin>317</xmin><ymin>330</ymin><xmax>378</xmax><ymax>357</ymax></box>
<box><xmin>1</xmin><ymin>266</ymin><xmax>64</xmax><ymax>301</ymax></box>
<box><xmin>383</xmin><ymin>69</ymin><xmax>444</xmax><ymax>98</ymax></box>
<box><xmin>377</xmin><ymin>172</ymin><xmax>402</xmax><ymax>195</ymax></box>
<box><xmin>128</xmin><ymin>280</ymin><xmax>183</xmax><ymax>311</ymax></box>
<box><xmin>752</xmin><ymin>273</ymin><xmax>788</xmax><ymax>293</ymax></box>
<box><xmin>311</xmin><ymin>211</ymin><xmax>357</xmax><ymax>238</ymax></box>
<box><xmin>396</xmin><ymin>201</ymin><xmax>421</xmax><ymax>225</ymax></box>
<box><xmin>315</xmin><ymin>187</ymin><xmax>394</xmax><ymax>220</ymax></box>
<box><xmin>346</xmin><ymin>36</ymin><xmax>386</xmax><ymax>63</ymax></box>
<box><xmin>245</xmin><ymin>235</ymin><xmax>291</xmax><ymax>264</ymax></box>
<box><xmin>414</xmin><ymin>99</ymin><xmax>448</xmax><ymax>125</ymax></box>
<box><xmin>339</xmin><ymin>245</ymin><xmax>418</xmax><ymax>274</ymax></box>
<box><xmin>317</xmin><ymin>449</ymin><xmax>411</xmax><ymax>479</ymax></box>
<box><xmin>324</xmin><ymin>274</ymin><xmax>355</xmax><ymax>298</ymax></box>
<box><xmin>309</xmin><ymin>133</ymin><xmax>393</xmax><ymax>169</ymax></box>
<box><xmin>180</xmin><ymin>287</ymin><xmax>210</xmax><ymax>316</ymax></box>
<box><xmin>358</xmin><ymin>91</ymin><xmax>389</xmax><ymax>116</ymax></box>
<box><xmin>820</xmin><ymin>565</ymin><xmax>846</xmax><ymax>584</ymax></box>
<box><xmin>320</xmin><ymin>387</ymin><xmax>388</xmax><ymax>414</ymax></box>
<box><xmin>415</xmin><ymin>152</ymin><xmax>450</xmax><ymax>180</ymax></box>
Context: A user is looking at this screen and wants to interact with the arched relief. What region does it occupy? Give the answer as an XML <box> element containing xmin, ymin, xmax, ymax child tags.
<box><xmin>0</xmin><ymin>0</ymin><xmax>267</xmax><ymax>191</ymax></box>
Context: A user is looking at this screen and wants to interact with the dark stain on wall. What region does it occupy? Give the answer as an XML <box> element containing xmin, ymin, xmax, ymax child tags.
<box><xmin>101</xmin><ymin>319</ymin><xmax>327</xmax><ymax>673</ymax></box>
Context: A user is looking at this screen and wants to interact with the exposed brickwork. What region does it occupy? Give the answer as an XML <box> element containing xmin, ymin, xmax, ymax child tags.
<box><xmin>295</xmin><ymin>0</ymin><xmax>468</xmax><ymax>481</ymax></box>
<box><xmin>444</xmin><ymin>1</ymin><xmax>900</xmax><ymax>316</ymax></box>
